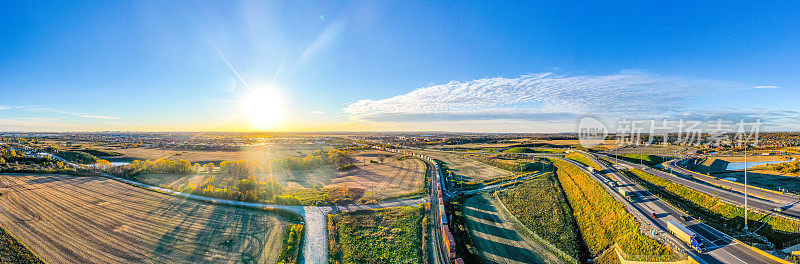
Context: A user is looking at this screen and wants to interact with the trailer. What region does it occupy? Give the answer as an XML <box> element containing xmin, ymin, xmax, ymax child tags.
<box><xmin>617</xmin><ymin>187</ymin><xmax>633</xmax><ymax>201</ymax></box>
<box><xmin>666</xmin><ymin>219</ymin><xmax>705</xmax><ymax>252</ymax></box>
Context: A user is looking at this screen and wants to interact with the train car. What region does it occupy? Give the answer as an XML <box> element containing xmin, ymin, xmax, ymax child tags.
<box><xmin>440</xmin><ymin>204</ymin><xmax>447</xmax><ymax>225</ymax></box>
<box><xmin>442</xmin><ymin>226</ymin><xmax>456</xmax><ymax>260</ymax></box>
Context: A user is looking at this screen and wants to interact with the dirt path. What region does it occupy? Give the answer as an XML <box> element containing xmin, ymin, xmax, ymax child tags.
<box><xmin>463</xmin><ymin>193</ymin><xmax>564</xmax><ymax>264</ymax></box>
<box><xmin>0</xmin><ymin>173</ymin><xmax>286</xmax><ymax>264</ymax></box>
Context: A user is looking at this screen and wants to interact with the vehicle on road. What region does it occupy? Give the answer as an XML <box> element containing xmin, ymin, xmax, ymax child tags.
<box><xmin>666</xmin><ymin>219</ymin><xmax>705</xmax><ymax>253</ymax></box>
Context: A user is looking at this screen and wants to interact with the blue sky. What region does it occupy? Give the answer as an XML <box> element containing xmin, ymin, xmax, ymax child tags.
<box><xmin>1</xmin><ymin>1</ymin><xmax>799</xmax><ymax>132</ymax></box>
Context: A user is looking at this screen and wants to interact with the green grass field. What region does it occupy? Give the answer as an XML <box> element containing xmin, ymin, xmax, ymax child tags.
<box><xmin>618</xmin><ymin>154</ymin><xmax>664</xmax><ymax>166</ymax></box>
<box><xmin>328</xmin><ymin>206</ymin><xmax>425</xmax><ymax>264</ymax></box>
<box><xmin>550</xmin><ymin>159</ymin><xmax>675</xmax><ymax>263</ymax></box>
<box><xmin>0</xmin><ymin>224</ymin><xmax>43</xmax><ymax>264</ymax></box>
<box><xmin>564</xmin><ymin>153</ymin><xmax>602</xmax><ymax>171</ymax></box>
<box><xmin>504</xmin><ymin>147</ymin><xmax>565</xmax><ymax>154</ymax></box>
<box><xmin>496</xmin><ymin>171</ymin><xmax>585</xmax><ymax>260</ymax></box>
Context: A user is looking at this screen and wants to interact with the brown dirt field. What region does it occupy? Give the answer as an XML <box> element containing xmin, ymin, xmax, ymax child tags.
<box><xmin>463</xmin><ymin>193</ymin><xmax>564</xmax><ymax>264</ymax></box>
<box><xmin>0</xmin><ymin>173</ymin><xmax>287</xmax><ymax>264</ymax></box>
<box><xmin>113</xmin><ymin>147</ymin><xmax>316</xmax><ymax>164</ymax></box>
<box><xmin>274</xmin><ymin>150</ymin><xmax>426</xmax><ymax>197</ymax></box>
<box><xmin>708</xmin><ymin>156</ymin><xmax>793</xmax><ymax>163</ymax></box>
<box><xmin>415</xmin><ymin>150</ymin><xmax>512</xmax><ymax>183</ymax></box>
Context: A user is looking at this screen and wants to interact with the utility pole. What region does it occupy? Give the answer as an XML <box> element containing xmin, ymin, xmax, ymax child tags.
<box><xmin>744</xmin><ymin>144</ymin><xmax>749</xmax><ymax>232</ymax></box>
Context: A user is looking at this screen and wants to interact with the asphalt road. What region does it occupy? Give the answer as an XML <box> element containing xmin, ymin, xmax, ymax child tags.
<box><xmin>0</xmin><ymin>173</ymin><xmax>286</xmax><ymax>264</ymax></box>
<box><xmin>577</xmin><ymin>153</ymin><xmax>783</xmax><ymax>264</ymax></box>
<box><xmin>604</xmin><ymin>154</ymin><xmax>800</xmax><ymax>220</ymax></box>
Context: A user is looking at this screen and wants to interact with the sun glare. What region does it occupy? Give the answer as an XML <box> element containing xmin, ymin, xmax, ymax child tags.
<box><xmin>242</xmin><ymin>89</ymin><xmax>283</xmax><ymax>130</ymax></box>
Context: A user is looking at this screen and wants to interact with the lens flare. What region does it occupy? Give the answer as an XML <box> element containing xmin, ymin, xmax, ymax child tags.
<box><xmin>242</xmin><ymin>89</ymin><xmax>283</xmax><ymax>130</ymax></box>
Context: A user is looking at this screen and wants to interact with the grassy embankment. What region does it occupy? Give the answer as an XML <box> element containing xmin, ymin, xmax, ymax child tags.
<box><xmin>622</xmin><ymin>168</ymin><xmax>800</xmax><ymax>248</ymax></box>
<box><xmin>496</xmin><ymin>170</ymin><xmax>585</xmax><ymax>261</ymax></box>
<box><xmin>278</xmin><ymin>223</ymin><xmax>304</xmax><ymax>264</ymax></box>
<box><xmin>564</xmin><ymin>152</ymin><xmax>602</xmax><ymax>171</ymax></box>
<box><xmin>504</xmin><ymin>147</ymin><xmax>565</xmax><ymax>154</ymax></box>
<box><xmin>0</xmin><ymin>223</ymin><xmax>44</xmax><ymax>264</ymax></box>
<box><xmin>328</xmin><ymin>206</ymin><xmax>425</xmax><ymax>264</ymax></box>
<box><xmin>550</xmin><ymin>158</ymin><xmax>676</xmax><ymax>263</ymax></box>
<box><xmin>52</xmin><ymin>150</ymin><xmax>98</xmax><ymax>164</ymax></box>
<box><xmin>617</xmin><ymin>154</ymin><xmax>665</xmax><ymax>166</ymax></box>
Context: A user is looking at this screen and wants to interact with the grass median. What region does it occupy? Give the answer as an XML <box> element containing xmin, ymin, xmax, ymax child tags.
<box><xmin>550</xmin><ymin>158</ymin><xmax>676</xmax><ymax>263</ymax></box>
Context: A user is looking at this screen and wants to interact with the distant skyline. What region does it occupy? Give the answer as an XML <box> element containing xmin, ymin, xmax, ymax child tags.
<box><xmin>2</xmin><ymin>1</ymin><xmax>799</xmax><ymax>132</ymax></box>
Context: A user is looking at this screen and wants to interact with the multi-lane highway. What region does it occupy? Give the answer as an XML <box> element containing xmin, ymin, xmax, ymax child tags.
<box><xmin>575</xmin><ymin>152</ymin><xmax>785</xmax><ymax>264</ymax></box>
<box><xmin>603</xmin><ymin>154</ymin><xmax>800</xmax><ymax>220</ymax></box>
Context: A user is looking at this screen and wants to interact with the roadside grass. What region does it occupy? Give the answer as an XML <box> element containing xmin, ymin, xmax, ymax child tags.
<box><xmin>618</xmin><ymin>154</ymin><xmax>665</xmax><ymax>166</ymax></box>
<box><xmin>504</xmin><ymin>147</ymin><xmax>565</xmax><ymax>154</ymax></box>
<box><xmin>496</xmin><ymin>171</ymin><xmax>586</xmax><ymax>260</ymax></box>
<box><xmin>550</xmin><ymin>159</ymin><xmax>676</xmax><ymax>263</ymax></box>
<box><xmin>564</xmin><ymin>153</ymin><xmax>602</xmax><ymax>171</ymax></box>
<box><xmin>278</xmin><ymin>223</ymin><xmax>304</xmax><ymax>264</ymax></box>
<box><xmin>0</xmin><ymin>223</ymin><xmax>45</xmax><ymax>264</ymax></box>
<box><xmin>327</xmin><ymin>206</ymin><xmax>425</xmax><ymax>264</ymax></box>
<box><xmin>51</xmin><ymin>150</ymin><xmax>99</xmax><ymax>164</ymax></box>
<box><xmin>623</xmin><ymin>168</ymin><xmax>800</xmax><ymax>248</ymax></box>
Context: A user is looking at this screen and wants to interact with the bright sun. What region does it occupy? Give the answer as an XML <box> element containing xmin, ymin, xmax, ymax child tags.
<box><xmin>242</xmin><ymin>89</ymin><xmax>283</xmax><ymax>130</ymax></box>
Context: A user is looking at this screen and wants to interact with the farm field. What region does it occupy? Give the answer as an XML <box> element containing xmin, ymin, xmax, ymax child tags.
<box><xmin>415</xmin><ymin>150</ymin><xmax>512</xmax><ymax>183</ymax></box>
<box><xmin>463</xmin><ymin>192</ymin><xmax>567</xmax><ymax>264</ymax></box>
<box><xmin>275</xmin><ymin>150</ymin><xmax>426</xmax><ymax>197</ymax></box>
<box><xmin>133</xmin><ymin>149</ymin><xmax>426</xmax><ymax>201</ymax></box>
<box><xmin>495</xmin><ymin>172</ymin><xmax>583</xmax><ymax>261</ymax></box>
<box><xmin>112</xmin><ymin>146</ymin><xmax>318</xmax><ymax>164</ymax></box>
<box><xmin>0</xmin><ymin>223</ymin><xmax>42</xmax><ymax>264</ymax></box>
<box><xmin>0</xmin><ymin>173</ymin><xmax>289</xmax><ymax>264</ymax></box>
<box><xmin>327</xmin><ymin>206</ymin><xmax>424</xmax><ymax>264</ymax></box>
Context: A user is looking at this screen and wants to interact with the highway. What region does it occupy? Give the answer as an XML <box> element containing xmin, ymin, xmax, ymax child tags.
<box><xmin>577</xmin><ymin>152</ymin><xmax>784</xmax><ymax>264</ymax></box>
<box><xmin>602</xmin><ymin>154</ymin><xmax>800</xmax><ymax>220</ymax></box>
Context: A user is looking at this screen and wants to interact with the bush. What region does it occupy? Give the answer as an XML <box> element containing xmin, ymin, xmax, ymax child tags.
<box><xmin>328</xmin><ymin>206</ymin><xmax>425</xmax><ymax>264</ymax></box>
<box><xmin>337</xmin><ymin>164</ymin><xmax>355</xmax><ymax>171</ymax></box>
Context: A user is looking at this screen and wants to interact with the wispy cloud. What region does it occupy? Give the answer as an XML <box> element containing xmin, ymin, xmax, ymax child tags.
<box><xmin>344</xmin><ymin>71</ymin><xmax>740</xmax><ymax>123</ymax></box>
<box><xmin>0</xmin><ymin>105</ymin><xmax>10</xmax><ymax>110</ymax></box>
<box><xmin>6</xmin><ymin>106</ymin><xmax>119</xmax><ymax>120</ymax></box>
<box><xmin>752</xmin><ymin>85</ymin><xmax>779</xmax><ymax>89</ymax></box>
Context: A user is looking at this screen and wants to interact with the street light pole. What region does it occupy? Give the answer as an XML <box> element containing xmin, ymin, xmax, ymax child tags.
<box><xmin>744</xmin><ymin>144</ymin><xmax>749</xmax><ymax>232</ymax></box>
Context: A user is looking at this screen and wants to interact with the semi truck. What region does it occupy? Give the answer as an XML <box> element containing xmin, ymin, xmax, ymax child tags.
<box><xmin>667</xmin><ymin>219</ymin><xmax>705</xmax><ymax>253</ymax></box>
<box><xmin>617</xmin><ymin>187</ymin><xmax>633</xmax><ymax>201</ymax></box>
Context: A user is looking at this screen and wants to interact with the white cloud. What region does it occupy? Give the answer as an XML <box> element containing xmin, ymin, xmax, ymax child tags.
<box><xmin>344</xmin><ymin>71</ymin><xmax>740</xmax><ymax>123</ymax></box>
<box><xmin>313</xmin><ymin>110</ymin><xmax>325</xmax><ymax>114</ymax></box>
<box><xmin>12</xmin><ymin>106</ymin><xmax>119</xmax><ymax>120</ymax></box>
<box><xmin>752</xmin><ymin>85</ymin><xmax>779</xmax><ymax>89</ymax></box>
<box><xmin>0</xmin><ymin>105</ymin><xmax>10</xmax><ymax>110</ymax></box>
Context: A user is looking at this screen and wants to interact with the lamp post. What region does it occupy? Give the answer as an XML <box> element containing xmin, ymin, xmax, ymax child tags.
<box><xmin>744</xmin><ymin>144</ymin><xmax>749</xmax><ymax>232</ymax></box>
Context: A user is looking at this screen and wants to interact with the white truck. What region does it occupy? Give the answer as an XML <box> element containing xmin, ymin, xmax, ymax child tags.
<box><xmin>666</xmin><ymin>219</ymin><xmax>705</xmax><ymax>253</ymax></box>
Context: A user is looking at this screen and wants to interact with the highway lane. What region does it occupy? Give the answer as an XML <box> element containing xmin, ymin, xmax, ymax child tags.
<box><xmin>602</xmin><ymin>154</ymin><xmax>800</xmax><ymax>220</ymax></box>
<box><xmin>565</xmin><ymin>154</ymin><xmax>782</xmax><ymax>264</ymax></box>
<box><xmin>582</xmin><ymin>152</ymin><xmax>785</xmax><ymax>264</ymax></box>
